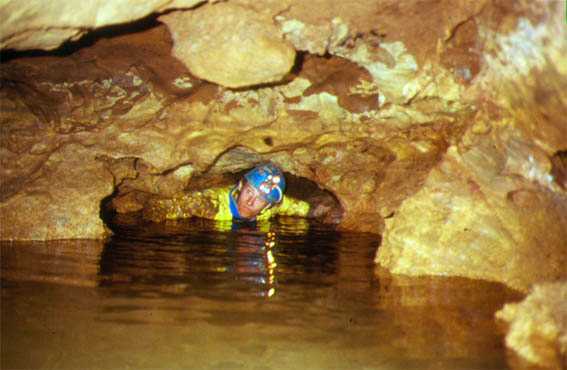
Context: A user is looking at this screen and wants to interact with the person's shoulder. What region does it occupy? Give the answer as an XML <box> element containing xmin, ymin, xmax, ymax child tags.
<box><xmin>190</xmin><ymin>185</ymin><xmax>232</xmax><ymax>197</ymax></box>
<box><xmin>203</xmin><ymin>185</ymin><xmax>232</xmax><ymax>193</ymax></box>
<box><xmin>280</xmin><ymin>194</ymin><xmax>308</xmax><ymax>206</ymax></box>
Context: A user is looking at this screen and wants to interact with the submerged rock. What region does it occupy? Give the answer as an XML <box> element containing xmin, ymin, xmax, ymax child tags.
<box><xmin>496</xmin><ymin>282</ymin><xmax>567</xmax><ymax>369</ymax></box>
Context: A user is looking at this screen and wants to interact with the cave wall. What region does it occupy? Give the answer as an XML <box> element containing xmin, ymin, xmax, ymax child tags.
<box><xmin>376</xmin><ymin>0</ymin><xmax>567</xmax><ymax>293</ymax></box>
<box><xmin>0</xmin><ymin>1</ymin><xmax>565</xmax><ymax>291</ymax></box>
<box><xmin>1</xmin><ymin>0</ymin><xmax>479</xmax><ymax>240</ymax></box>
<box><xmin>1</xmin><ymin>1</ymin><xmax>566</xmax><ymax>366</ymax></box>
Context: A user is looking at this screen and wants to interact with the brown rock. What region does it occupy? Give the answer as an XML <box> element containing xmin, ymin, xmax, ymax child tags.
<box><xmin>301</xmin><ymin>55</ymin><xmax>380</xmax><ymax>113</ymax></box>
<box><xmin>275</xmin><ymin>0</ymin><xmax>488</xmax><ymax>65</ymax></box>
<box><xmin>0</xmin><ymin>144</ymin><xmax>114</xmax><ymax>240</ymax></box>
<box><xmin>376</xmin><ymin>0</ymin><xmax>567</xmax><ymax>292</ymax></box>
<box><xmin>0</xmin><ymin>0</ymin><xmax>207</xmax><ymax>51</ymax></box>
<box><xmin>160</xmin><ymin>3</ymin><xmax>296</xmax><ymax>88</ymax></box>
<box><xmin>2</xmin><ymin>0</ymin><xmax>563</xmax><ymax>257</ymax></box>
<box><xmin>474</xmin><ymin>0</ymin><xmax>567</xmax><ymax>154</ymax></box>
<box><xmin>376</xmin><ymin>142</ymin><xmax>567</xmax><ymax>293</ymax></box>
<box><xmin>496</xmin><ymin>282</ymin><xmax>567</xmax><ymax>369</ymax></box>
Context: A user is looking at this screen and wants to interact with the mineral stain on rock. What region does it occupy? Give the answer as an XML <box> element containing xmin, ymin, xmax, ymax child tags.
<box><xmin>300</xmin><ymin>54</ymin><xmax>380</xmax><ymax>113</ymax></box>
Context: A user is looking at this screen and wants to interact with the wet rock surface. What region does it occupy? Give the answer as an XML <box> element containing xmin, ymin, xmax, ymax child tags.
<box><xmin>1</xmin><ymin>9</ymin><xmax>468</xmax><ymax>239</ymax></box>
<box><xmin>0</xmin><ymin>143</ymin><xmax>114</xmax><ymax>240</ymax></box>
<box><xmin>375</xmin><ymin>139</ymin><xmax>567</xmax><ymax>293</ymax></box>
<box><xmin>496</xmin><ymin>282</ymin><xmax>567</xmax><ymax>369</ymax></box>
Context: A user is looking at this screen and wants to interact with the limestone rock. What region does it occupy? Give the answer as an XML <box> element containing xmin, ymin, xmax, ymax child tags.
<box><xmin>2</xmin><ymin>0</ymin><xmax>563</xmax><ymax>251</ymax></box>
<box><xmin>300</xmin><ymin>55</ymin><xmax>380</xmax><ymax>113</ymax></box>
<box><xmin>0</xmin><ymin>0</ymin><xmax>207</xmax><ymax>51</ymax></box>
<box><xmin>475</xmin><ymin>0</ymin><xmax>567</xmax><ymax>154</ymax></box>
<box><xmin>375</xmin><ymin>141</ymin><xmax>567</xmax><ymax>293</ymax></box>
<box><xmin>375</xmin><ymin>0</ymin><xmax>567</xmax><ymax>292</ymax></box>
<box><xmin>276</xmin><ymin>16</ymin><xmax>349</xmax><ymax>56</ymax></box>
<box><xmin>160</xmin><ymin>3</ymin><xmax>296</xmax><ymax>88</ymax></box>
<box><xmin>272</xmin><ymin>0</ymin><xmax>487</xmax><ymax>65</ymax></box>
<box><xmin>0</xmin><ymin>19</ymin><xmax>468</xmax><ymax>239</ymax></box>
<box><xmin>496</xmin><ymin>282</ymin><xmax>567</xmax><ymax>369</ymax></box>
<box><xmin>0</xmin><ymin>144</ymin><xmax>114</xmax><ymax>240</ymax></box>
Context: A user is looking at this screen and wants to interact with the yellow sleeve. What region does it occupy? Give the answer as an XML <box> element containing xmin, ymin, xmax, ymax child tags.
<box><xmin>143</xmin><ymin>187</ymin><xmax>231</xmax><ymax>222</ymax></box>
<box><xmin>213</xmin><ymin>187</ymin><xmax>233</xmax><ymax>221</ymax></box>
<box><xmin>257</xmin><ymin>195</ymin><xmax>310</xmax><ymax>220</ymax></box>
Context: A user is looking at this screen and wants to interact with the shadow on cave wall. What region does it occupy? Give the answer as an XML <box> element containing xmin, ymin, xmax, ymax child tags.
<box><xmin>0</xmin><ymin>13</ymin><xmax>163</xmax><ymax>63</ymax></box>
<box><xmin>551</xmin><ymin>150</ymin><xmax>567</xmax><ymax>190</ymax></box>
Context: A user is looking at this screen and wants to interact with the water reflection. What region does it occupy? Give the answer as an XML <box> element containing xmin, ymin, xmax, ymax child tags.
<box><xmin>99</xmin><ymin>215</ymin><xmax>340</xmax><ymax>300</ymax></box>
<box><xmin>0</xmin><ymin>239</ymin><xmax>103</xmax><ymax>287</ymax></box>
<box><xmin>1</xmin><ymin>215</ymin><xmax>524</xmax><ymax>370</ymax></box>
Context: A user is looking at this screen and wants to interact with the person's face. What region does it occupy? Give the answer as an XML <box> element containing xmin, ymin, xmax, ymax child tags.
<box><xmin>237</xmin><ymin>182</ymin><xmax>269</xmax><ymax>219</ymax></box>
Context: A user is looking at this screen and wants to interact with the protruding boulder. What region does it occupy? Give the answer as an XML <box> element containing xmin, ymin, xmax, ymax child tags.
<box><xmin>160</xmin><ymin>3</ymin><xmax>296</xmax><ymax>88</ymax></box>
<box><xmin>0</xmin><ymin>0</ymin><xmax>207</xmax><ymax>51</ymax></box>
<box><xmin>375</xmin><ymin>142</ymin><xmax>567</xmax><ymax>293</ymax></box>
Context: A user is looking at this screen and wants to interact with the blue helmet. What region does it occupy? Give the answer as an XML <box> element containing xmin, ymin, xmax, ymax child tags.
<box><xmin>244</xmin><ymin>163</ymin><xmax>286</xmax><ymax>204</ymax></box>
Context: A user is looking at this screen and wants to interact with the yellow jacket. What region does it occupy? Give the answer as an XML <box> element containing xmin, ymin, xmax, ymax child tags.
<box><xmin>144</xmin><ymin>185</ymin><xmax>310</xmax><ymax>223</ymax></box>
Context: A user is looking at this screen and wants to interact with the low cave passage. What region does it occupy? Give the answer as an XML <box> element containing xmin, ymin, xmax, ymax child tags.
<box><xmin>100</xmin><ymin>167</ymin><xmax>346</xmax><ymax>232</ymax></box>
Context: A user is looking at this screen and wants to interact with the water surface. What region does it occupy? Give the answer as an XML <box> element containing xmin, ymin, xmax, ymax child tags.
<box><xmin>2</xmin><ymin>216</ymin><xmax>522</xmax><ymax>370</ymax></box>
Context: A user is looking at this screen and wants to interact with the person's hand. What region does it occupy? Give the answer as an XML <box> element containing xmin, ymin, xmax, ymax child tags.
<box><xmin>308</xmin><ymin>195</ymin><xmax>342</xmax><ymax>224</ymax></box>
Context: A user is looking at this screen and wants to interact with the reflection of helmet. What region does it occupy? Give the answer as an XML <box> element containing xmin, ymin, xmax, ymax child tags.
<box><xmin>244</xmin><ymin>163</ymin><xmax>286</xmax><ymax>204</ymax></box>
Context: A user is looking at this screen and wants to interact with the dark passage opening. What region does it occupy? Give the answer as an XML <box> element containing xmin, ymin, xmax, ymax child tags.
<box><xmin>1</xmin><ymin>12</ymin><xmax>163</xmax><ymax>63</ymax></box>
<box><xmin>100</xmin><ymin>167</ymin><xmax>344</xmax><ymax>233</ymax></box>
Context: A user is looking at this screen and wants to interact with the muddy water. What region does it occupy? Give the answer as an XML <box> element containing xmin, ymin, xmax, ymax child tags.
<box><xmin>1</xmin><ymin>216</ymin><xmax>522</xmax><ymax>370</ymax></box>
